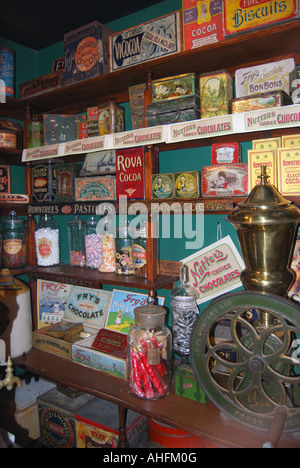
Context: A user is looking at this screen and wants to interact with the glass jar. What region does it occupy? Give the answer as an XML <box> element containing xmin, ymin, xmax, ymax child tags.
<box><xmin>85</xmin><ymin>217</ymin><xmax>102</xmax><ymax>269</ymax></box>
<box><xmin>99</xmin><ymin>215</ymin><xmax>116</xmax><ymax>273</ymax></box>
<box><xmin>2</xmin><ymin>211</ymin><xmax>27</xmax><ymax>268</ymax></box>
<box><xmin>131</xmin><ymin>219</ymin><xmax>147</xmax><ymax>278</ymax></box>
<box><xmin>68</xmin><ymin>217</ymin><xmax>86</xmax><ymax>267</ymax></box>
<box><xmin>115</xmin><ymin>219</ymin><xmax>135</xmax><ymax>275</ymax></box>
<box><xmin>171</xmin><ymin>264</ymin><xmax>199</xmax><ymax>360</ymax></box>
<box><xmin>35</xmin><ymin>214</ymin><xmax>60</xmax><ymax>266</ymax></box>
<box><xmin>127</xmin><ymin>301</ymin><xmax>172</xmax><ymax>400</ymax></box>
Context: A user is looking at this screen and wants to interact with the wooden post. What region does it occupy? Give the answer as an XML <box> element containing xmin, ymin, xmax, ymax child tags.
<box><xmin>118</xmin><ymin>405</ymin><xmax>129</xmax><ymax>448</ymax></box>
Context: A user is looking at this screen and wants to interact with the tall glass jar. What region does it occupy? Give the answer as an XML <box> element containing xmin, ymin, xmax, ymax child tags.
<box><xmin>131</xmin><ymin>219</ymin><xmax>147</xmax><ymax>278</ymax></box>
<box><xmin>2</xmin><ymin>211</ymin><xmax>27</xmax><ymax>268</ymax></box>
<box><xmin>115</xmin><ymin>219</ymin><xmax>135</xmax><ymax>275</ymax></box>
<box><xmin>99</xmin><ymin>215</ymin><xmax>116</xmax><ymax>273</ymax></box>
<box><xmin>68</xmin><ymin>217</ymin><xmax>86</xmax><ymax>267</ymax></box>
<box><xmin>127</xmin><ymin>301</ymin><xmax>172</xmax><ymax>400</ymax></box>
<box><xmin>85</xmin><ymin>217</ymin><xmax>102</xmax><ymax>269</ymax></box>
<box><xmin>35</xmin><ymin>214</ymin><xmax>60</xmax><ymax>266</ymax></box>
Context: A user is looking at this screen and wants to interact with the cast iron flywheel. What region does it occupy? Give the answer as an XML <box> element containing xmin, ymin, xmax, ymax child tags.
<box><xmin>190</xmin><ymin>291</ymin><xmax>300</xmax><ymax>433</ymax></box>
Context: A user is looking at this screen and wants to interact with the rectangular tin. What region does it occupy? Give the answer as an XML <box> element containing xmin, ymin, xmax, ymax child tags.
<box><xmin>201</xmin><ymin>163</ymin><xmax>248</xmax><ymax>197</ymax></box>
<box><xmin>75</xmin><ymin>176</ymin><xmax>116</xmax><ymax>201</ymax></box>
<box><xmin>248</xmin><ymin>149</ymin><xmax>277</xmax><ymax>190</ymax></box>
<box><xmin>32</xmin><ymin>161</ymin><xmax>58</xmax><ymax>203</ymax></box>
<box><xmin>55</xmin><ymin>163</ymin><xmax>79</xmax><ymax>202</ymax></box>
<box><xmin>211</xmin><ymin>142</ymin><xmax>241</xmax><ymax>165</ymax></box>
<box><xmin>151</xmin><ymin>73</ymin><xmax>199</xmax><ymax>102</ymax></box>
<box><xmin>277</xmin><ymin>147</ymin><xmax>300</xmax><ymax>196</ymax></box>
<box><xmin>129</xmin><ymin>83</ymin><xmax>146</xmax><ymax>129</ymax></box>
<box><xmin>79</xmin><ymin>120</ymin><xmax>99</xmax><ymax>139</ymax></box>
<box><xmin>64</xmin><ymin>21</ymin><xmax>114</xmax><ymax>85</ymax></box>
<box><xmin>98</xmin><ymin>101</ymin><xmax>125</xmax><ymax>135</ymax></box>
<box><xmin>20</xmin><ymin>71</ymin><xmax>63</xmax><ymax>98</ymax></box>
<box><xmin>174</xmin><ymin>171</ymin><xmax>200</xmax><ymax>198</ymax></box>
<box><xmin>223</xmin><ymin>0</ymin><xmax>299</xmax><ymax>37</ymax></box>
<box><xmin>152</xmin><ymin>173</ymin><xmax>174</xmax><ymax>199</ymax></box>
<box><xmin>27</xmin><ymin>121</ymin><xmax>44</xmax><ymax>148</ymax></box>
<box><xmin>109</xmin><ymin>11</ymin><xmax>182</xmax><ymax>72</ymax></box>
<box><xmin>115</xmin><ymin>147</ymin><xmax>145</xmax><ymax>199</ymax></box>
<box><xmin>182</xmin><ymin>0</ymin><xmax>224</xmax><ymax>50</ymax></box>
<box><xmin>232</xmin><ymin>90</ymin><xmax>293</xmax><ymax>113</ymax></box>
<box><xmin>199</xmin><ymin>70</ymin><xmax>233</xmax><ymax>118</ymax></box>
<box><xmin>146</xmin><ymin>95</ymin><xmax>200</xmax><ymax>126</ymax></box>
<box><xmin>0</xmin><ymin>165</ymin><xmax>10</xmax><ymax>193</ymax></box>
<box><xmin>43</xmin><ymin>113</ymin><xmax>86</xmax><ymax>145</ymax></box>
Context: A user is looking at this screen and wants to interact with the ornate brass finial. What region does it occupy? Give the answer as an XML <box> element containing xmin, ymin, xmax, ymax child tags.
<box><xmin>258</xmin><ymin>165</ymin><xmax>270</xmax><ymax>185</ymax></box>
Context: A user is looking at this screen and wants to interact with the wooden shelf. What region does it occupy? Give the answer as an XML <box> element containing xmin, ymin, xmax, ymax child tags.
<box><xmin>13</xmin><ymin>349</ymin><xmax>300</xmax><ymax>448</ymax></box>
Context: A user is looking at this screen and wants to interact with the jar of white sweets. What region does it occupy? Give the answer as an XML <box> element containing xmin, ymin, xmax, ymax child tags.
<box><xmin>34</xmin><ymin>214</ymin><xmax>60</xmax><ymax>266</ymax></box>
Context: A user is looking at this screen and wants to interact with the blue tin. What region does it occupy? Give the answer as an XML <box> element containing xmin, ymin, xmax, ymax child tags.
<box><xmin>0</xmin><ymin>48</ymin><xmax>15</xmax><ymax>97</ymax></box>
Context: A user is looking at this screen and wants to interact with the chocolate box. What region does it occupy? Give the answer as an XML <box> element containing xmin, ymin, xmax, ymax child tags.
<box><xmin>248</xmin><ymin>149</ymin><xmax>277</xmax><ymax>190</ymax></box>
<box><xmin>174</xmin><ymin>171</ymin><xmax>200</xmax><ymax>198</ymax></box>
<box><xmin>223</xmin><ymin>0</ymin><xmax>299</xmax><ymax>37</ymax></box>
<box><xmin>277</xmin><ymin>147</ymin><xmax>300</xmax><ymax>196</ymax></box>
<box><xmin>182</xmin><ymin>0</ymin><xmax>224</xmax><ymax>50</ymax></box>
<box><xmin>43</xmin><ymin>113</ymin><xmax>86</xmax><ymax>145</ymax></box>
<box><xmin>252</xmin><ymin>137</ymin><xmax>282</xmax><ymax>151</ymax></box>
<box><xmin>281</xmin><ymin>134</ymin><xmax>300</xmax><ymax>148</ymax></box>
<box><xmin>151</xmin><ymin>73</ymin><xmax>199</xmax><ymax>102</ymax></box>
<box><xmin>152</xmin><ymin>173</ymin><xmax>174</xmax><ymax>199</ymax></box>
<box><xmin>75</xmin><ymin>176</ymin><xmax>116</xmax><ymax>201</ymax></box>
<box><xmin>232</xmin><ymin>91</ymin><xmax>293</xmax><ymax>114</ymax></box>
<box><xmin>64</xmin><ymin>21</ymin><xmax>114</xmax><ymax>85</ymax></box>
<box><xmin>146</xmin><ymin>95</ymin><xmax>200</xmax><ymax>126</ymax></box>
<box><xmin>201</xmin><ymin>163</ymin><xmax>248</xmax><ymax>197</ymax></box>
<box><xmin>199</xmin><ymin>70</ymin><xmax>233</xmax><ymax>118</ymax></box>
<box><xmin>109</xmin><ymin>11</ymin><xmax>182</xmax><ymax>72</ymax></box>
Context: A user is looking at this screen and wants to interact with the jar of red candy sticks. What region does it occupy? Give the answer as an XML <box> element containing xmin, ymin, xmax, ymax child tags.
<box><xmin>127</xmin><ymin>300</ymin><xmax>172</xmax><ymax>400</ymax></box>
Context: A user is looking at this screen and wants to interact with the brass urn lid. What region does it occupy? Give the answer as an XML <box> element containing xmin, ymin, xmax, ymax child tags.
<box><xmin>227</xmin><ymin>166</ymin><xmax>300</xmax><ymax>226</ymax></box>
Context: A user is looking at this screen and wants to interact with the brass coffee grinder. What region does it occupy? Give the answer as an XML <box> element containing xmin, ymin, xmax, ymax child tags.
<box><xmin>190</xmin><ymin>166</ymin><xmax>300</xmax><ymax>447</ymax></box>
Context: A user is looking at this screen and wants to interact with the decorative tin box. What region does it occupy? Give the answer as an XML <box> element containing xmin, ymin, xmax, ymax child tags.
<box><xmin>223</xmin><ymin>0</ymin><xmax>299</xmax><ymax>37</ymax></box>
<box><xmin>182</xmin><ymin>0</ymin><xmax>224</xmax><ymax>50</ymax></box>
<box><xmin>151</xmin><ymin>73</ymin><xmax>199</xmax><ymax>102</ymax></box>
<box><xmin>27</xmin><ymin>120</ymin><xmax>44</xmax><ymax>148</ymax></box>
<box><xmin>152</xmin><ymin>173</ymin><xmax>174</xmax><ymax>199</ymax></box>
<box><xmin>146</xmin><ymin>95</ymin><xmax>200</xmax><ymax>126</ymax></box>
<box><xmin>0</xmin><ymin>166</ymin><xmax>10</xmax><ymax>193</ymax></box>
<box><xmin>248</xmin><ymin>149</ymin><xmax>277</xmax><ymax>190</ymax></box>
<box><xmin>232</xmin><ymin>91</ymin><xmax>293</xmax><ymax>114</ymax></box>
<box><xmin>32</xmin><ymin>160</ymin><xmax>60</xmax><ymax>203</ymax></box>
<box><xmin>129</xmin><ymin>83</ymin><xmax>146</xmax><ymax>129</ymax></box>
<box><xmin>75</xmin><ymin>399</ymin><xmax>148</xmax><ymax>448</ymax></box>
<box><xmin>98</xmin><ymin>101</ymin><xmax>125</xmax><ymax>135</ymax></box>
<box><xmin>199</xmin><ymin>70</ymin><xmax>233</xmax><ymax>118</ymax></box>
<box><xmin>80</xmin><ymin>150</ymin><xmax>116</xmax><ymax>176</ymax></box>
<box><xmin>116</xmin><ymin>147</ymin><xmax>145</xmax><ymax>199</ymax></box>
<box><xmin>235</xmin><ymin>59</ymin><xmax>296</xmax><ymax>99</ymax></box>
<box><xmin>64</xmin><ymin>21</ymin><xmax>114</xmax><ymax>85</ymax></box>
<box><xmin>37</xmin><ymin>387</ymin><xmax>94</xmax><ymax>448</ymax></box>
<box><xmin>55</xmin><ymin>163</ymin><xmax>80</xmax><ymax>202</ymax></box>
<box><xmin>175</xmin><ymin>363</ymin><xmax>209</xmax><ymax>403</ymax></box>
<box><xmin>277</xmin><ymin>147</ymin><xmax>300</xmax><ymax>196</ymax></box>
<box><xmin>43</xmin><ymin>113</ymin><xmax>86</xmax><ymax>145</ymax></box>
<box><xmin>109</xmin><ymin>11</ymin><xmax>182</xmax><ymax>72</ymax></box>
<box><xmin>75</xmin><ymin>176</ymin><xmax>116</xmax><ymax>201</ymax></box>
<box><xmin>20</xmin><ymin>71</ymin><xmax>63</xmax><ymax>98</ymax></box>
<box><xmin>211</xmin><ymin>142</ymin><xmax>241</xmax><ymax>165</ymax></box>
<box><xmin>201</xmin><ymin>163</ymin><xmax>248</xmax><ymax>197</ymax></box>
<box><xmin>79</xmin><ymin>120</ymin><xmax>99</xmax><ymax>139</ymax></box>
<box><xmin>174</xmin><ymin>171</ymin><xmax>200</xmax><ymax>198</ymax></box>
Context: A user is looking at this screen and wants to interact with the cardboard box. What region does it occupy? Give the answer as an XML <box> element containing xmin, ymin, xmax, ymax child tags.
<box><xmin>182</xmin><ymin>0</ymin><xmax>224</xmax><ymax>50</ymax></box>
<box><xmin>64</xmin><ymin>21</ymin><xmax>114</xmax><ymax>85</ymax></box>
<box><xmin>201</xmin><ymin>163</ymin><xmax>248</xmax><ymax>197</ymax></box>
<box><xmin>277</xmin><ymin>147</ymin><xmax>300</xmax><ymax>196</ymax></box>
<box><xmin>199</xmin><ymin>70</ymin><xmax>233</xmax><ymax>118</ymax></box>
<box><xmin>252</xmin><ymin>137</ymin><xmax>282</xmax><ymax>151</ymax></box>
<box><xmin>36</xmin><ymin>279</ymin><xmax>71</xmax><ymax>329</ymax></box>
<box><xmin>109</xmin><ymin>11</ymin><xmax>182</xmax><ymax>72</ymax></box>
<box><xmin>281</xmin><ymin>134</ymin><xmax>300</xmax><ymax>148</ymax></box>
<box><xmin>248</xmin><ymin>149</ymin><xmax>277</xmax><ymax>190</ymax></box>
<box><xmin>76</xmin><ymin>398</ymin><xmax>148</xmax><ymax>448</ymax></box>
<box><xmin>223</xmin><ymin>0</ymin><xmax>299</xmax><ymax>37</ymax></box>
<box><xmin>75</xmin><ymin>175</ymin><xmax>116</xmax><ymax>201</ymax></box>
<box><xmin>175</xmin><ymin>364</ymin><xmax>209</xmax><ymax>403</ymax></box>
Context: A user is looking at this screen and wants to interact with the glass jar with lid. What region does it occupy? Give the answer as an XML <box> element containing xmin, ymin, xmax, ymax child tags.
<box><xmin>1</xmin><ymin>211</ymin><xmax>27</xmax><ymax>268</ymax></box>
<box><xmin>34</xmin><ymin>214</ymin><xmax>60</xmax><ymax>266</ymax></box>
<box><xmin>127</xmin><ymin>300</ymin><xmax>172</xmax><ymax>400</ymax></box>
<box><xmin>68</xmin><ymin>217</ymin><xmax>86</xmax><ymax>267</ymax></box>
<box><xmin>85</xmin><ymin>217</ymin><xmax>102</xmax><ymax>269</ymax></box>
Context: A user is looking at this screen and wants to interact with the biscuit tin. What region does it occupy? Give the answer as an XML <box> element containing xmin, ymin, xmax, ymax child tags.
<box><xmin>248</xmin><ymin>149</ymin><xmax>277</xmax><ymax>190</ymax></box>
<box><xmin>0</xmin><ymin>118</ymin><xmax>22</xmax><ymax>149</ymax></box>
<box><xmin>223</xmin><ymin>0</ymin><xmax>299</xmax><ymax>37</ymax></box>
<box><xmin>281</xmin><ymin>134</ymin><xmax>300</xmax><ymax>148</ymax></box>
<box><xmin>211</xmin><ymin>142</ymin><xmax>241</xmax><ymax>165</ymax></box>
<box><xmin>151</xmin><ymin>73</ymin><xmax>199</xmax><ymax>102</ymax></box>
<box><xmin>235</xmin><ymin>59</ymin><xmax>296</xmax><ymax>99</ymax></box>
<box><xmin>277</xmin><ymin>148</ymin><xmax>300</xmax><ymax>196</ymax></box>
<box><xmin>98</xmin><ymin>101</ymin><xmax>125</xmax><ymax>135</ymax></box>
<box><xmin>129</xmin><ymin>83</ymin><xmax>146</xmax><ymax>129</ymax></box>
<box><xmin>232</xmin><ymin>90</ymin><xmax>293</xmax><ymax>113</ymax></box>
<box><xmin>199</xmin><ymin>70</ymin><xmax>233</xmax><ymax>118</ymax></box>
<box><xmin>152</xmin><ymin>173</ymin><xmax>174</xmax><ymax>199</ymax></box>
<box><xmin>116</xmin><ymin>147</ymin><xmax>145</xmax><ymax>199</ymax></box>
<box><xmin>252</xmin><ymin>137</ymin><xmax>282</xmax><ymax>151</ymax></box>
<box><xmin>55</xmin><ymin>163</ymin><xmax>79</xmax><ymax>202</ymax></box>
<box><xmin>174</xmin><ymin>171</ymin><xmax>200</xmax><ymax>198</ymax></box>
<box><xmin>43</xmin><ymin>114</ymin><xmax>86</xmax><ymax>145</ymax></box>
<box><xmin>109</xmin><ymin>11</ymin><xmax>182</xmax><ymax>72</ymax></box>
<box><xmin>182</xmin><ymin>0</ymin><xmax>224</xmax><ymax>50</ymax></box>
<box><xmin>146</xmin><ymin>95</ymin><xmax>200</xmax><ymax>126</ymax></box>
<box><xmin>201</xmin><ymin>163</ymin><xmax>248</xmax><ymax>197</ymax></box>
<box><xmin>64</xmin><ymin>21</ymin><xmax>114</xmax><ymax>85</ymax></box>
<box><xmin>75</xmin><ymin>176</ymin><xmax>116</xmax><ymax>201</ymax></box>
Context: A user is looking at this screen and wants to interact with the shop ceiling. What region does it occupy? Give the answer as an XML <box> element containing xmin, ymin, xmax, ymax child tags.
<box><xmin>1</xmin><ymin>0</ymin><xmax>164</xmax><ymax>50</ymax></box>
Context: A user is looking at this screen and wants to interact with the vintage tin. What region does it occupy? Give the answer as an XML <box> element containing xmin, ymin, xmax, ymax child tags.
<box><xmin>55</xmin><ymin>163</ymin><xmax>80</xmax><ymax>202</ymax></box>
<box><xmin>43</xmin><ymin>113</ymin><xmax>86</xmax><ymax>145</ymax></box>
<box><xmin>87</xmin><ymin>106</ymin><xmax>99</xmax><ymax>120</ymax></box>
<box><xmin>152</xmin><ymin>173</ymin><xmax>174</xmax><ymax>199</ymax></box>
<box><xmin>174</xmin><ymin>171</ymin><xmax>200</xmax><ymax>198</ymax></box>
<box><xmin>75</xmin><ymin>176</ymin><xmax>116</xmax><ymax>201</ymax></box>
<box><xmin>235</xmin><ymin>59</ymin><xmax>296</xmax><ymax>99</ymax></box>
<box><xmin>80</xmin><ymin>150</ymin><xmax>116</xmax><ymax>176</ymax></box>
<box><xmin>0</xmin><ymin>47</ymin><xmax>15</xmax><ymax>97</ymax></box>
<box><xmin>146</xmin><ymin>95</ymin><xmax>200</xmax><ymax>126</ymax></box>
<box><xmin>37</xmin><ymin>387</ymin><xmax>94</xmax><ymax>448</ymax></box>
<box><xmin>129</xmin><ymin>83</ymin><xmax>146</xmax><ymax>129</ymax></box>
<box><xmin>27</xmin><ymin>120</ymin><xmax>44</xmax><ymax>148</ymax></box>
<box><xmin>201</xmin><ymin>163</ymin><xmax>248</xmax><ymax>197</ymax></box>
<box><xmin>223</xmin><ymin>0</ymin><xmax>299</xmax><ymax>38</ymax></box>
<box><xmin>151</xmin><ymin>73</ymin><xmax>199</xmax><ymax>102</ymax></box>
<box><xmin>175</xmin><ymin>363</ymin><xmax>209</xmax><ymax>403</ymax></box>
<box><xmin>98</xmin><ymin>101</ymin><xmax>125</xmax><ymax>135</ymax></box>
<box><xmin>32</xmin><ymin>160</ymin><xmax>61</xmax><ymax>203</ymax></box>
<box><xmin>252</xmin><ymin>137</ymin><xmax>282</xmax><ymax>151</ymax></box>
<box><xmin>20</xmin><ymin>71</ymin><xmax>63</xmax><ymax>98</ymax></box>
<box><xmin>211</xmin><ymin>142</ymin><xmax>241</xmax><ymax>165</ymax></box>
<box><xmin>64</xmin><ymin>21</ymin><xmax>114</xmax><ymax>85</ymax></box>
<box><xmin>232</xmin><ymin>90</ymin><xmax>293</xmax><ymax>114</ymax></box>
<box><xmin>116</xmin><ymin>147</ymin><xmax>145</xmax><ymax>199</ymax></box>
<box><xmin>75</xmin><ymin>398</ymin><xmax>148</xmax><ymax>448</ymax></box>
<box><xmin>0</xmin><ymin>166</ymin><xmax>10</xmax><ymax>193</ymax></box>
<box><xmin>277</xmin><ymin>147</ymin><xmax>300</xmax><ymax>196</ymax></box>
<box><xmin>199</xmin><ymin>70</ymin><xmax>233</xmax><ymax>119</ymax></box>
<box><xmin>0</xmin><ymin>117</ymin><xmax>22</xmax><ymax>149</ymax></box>
<box><xmin>109</xmin><ymin>11</ymin><xmax>182</xmax><ymax>72</ymax></box>
<box><xmin>79</xmin><ymin>120</ymin><xmax>99</xmax><ymax>139</ymax></box>
<box><xmin>182</xmin><ymin>0</ymin><xmax>224</xmax><ymax>50</ymax></box>
<box><xmin>248</xmin><ymin>149</ymin><xmax>277</xmax><ymax>190</ymax></box>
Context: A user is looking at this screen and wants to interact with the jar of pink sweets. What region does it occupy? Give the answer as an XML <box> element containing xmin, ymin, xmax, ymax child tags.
<box><xmin>127</xmin><ymin>300</ymin><xmax>172</xmax><ymax>400</ymax></box>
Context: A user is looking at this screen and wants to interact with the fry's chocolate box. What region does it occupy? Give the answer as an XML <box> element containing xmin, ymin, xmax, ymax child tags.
<box><xmin>201</xmin><ymin>163</ymin><xmax>248</xmax><ymax>197</ymax></box>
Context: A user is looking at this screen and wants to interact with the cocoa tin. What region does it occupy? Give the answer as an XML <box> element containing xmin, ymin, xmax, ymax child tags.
<box><xmin>152</xmin><ymin>173</ymin><xmax>174</xmax><ymax>199</ymax></box>
<box><xmin>199</xmin><ymin>70</ymin><xmax>233</xmax><ymax>118</ymax></box>
<box><xmin>201</xmin><ymin>164</ymin><xmax>248</xmax><ymax>197</ymax></box>
<box><xmin>116</xmin><ymin>147</ymin><xmax>145</xmax><ymax>199</ymax></box>
<box><xmin>174</xmin><ymin>171</ymin><xmax>200</xmax><ymax>198</ymax></box>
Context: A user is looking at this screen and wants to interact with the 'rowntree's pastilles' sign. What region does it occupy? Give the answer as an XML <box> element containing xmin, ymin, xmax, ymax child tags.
<box><xmin>182</xmin><ymin>235</ymin><xmax>245</xmax><ymax>304</ymax></box>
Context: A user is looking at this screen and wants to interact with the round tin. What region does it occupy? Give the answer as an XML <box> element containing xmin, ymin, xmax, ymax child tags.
<box><xmin>0</xmin><ymin>48</ymin><xmax>15</xmax><ymax>97</ymax></box>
